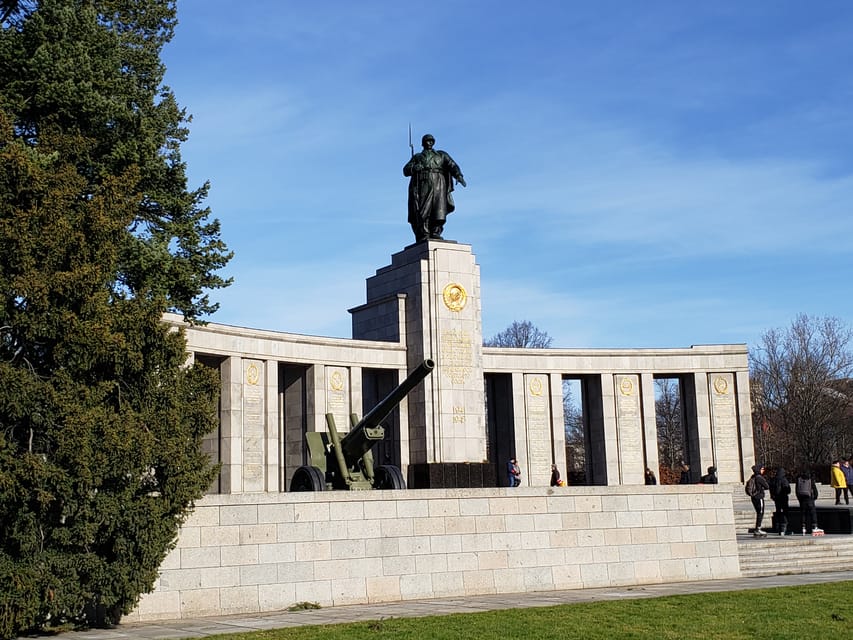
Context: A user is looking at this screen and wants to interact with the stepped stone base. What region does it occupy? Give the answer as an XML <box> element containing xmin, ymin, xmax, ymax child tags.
<box><xmin>738</xmin><ymin>535</ymin><xmax>853</xmax><ymax>577</ymax></box>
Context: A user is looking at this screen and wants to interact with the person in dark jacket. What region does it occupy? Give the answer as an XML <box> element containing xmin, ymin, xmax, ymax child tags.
<box><xmin>550</xmin><ymin>464</ymin><xmax>562</xmax><ymax>487</ymax></box>
<box><xmin>842</xmin><ymin>457</ymin><xmax>853</xmax><ymax>504</ymax></box>
<box><xmin>795</xmin><ymin>469</ymin><xmax>822</xmax><ymax>534</ymax></box>
<box><xmin>747</xmin><ymin>464</ymin><xmax>770</xmax><ymax>537</ymax></box>
<box><xmin>701</xmin><ymin>466</ymin><xmax>718</xmax><ymax>484</ymax></box>
<box><xmin>507</xmin><ymin>458</ymin><xmax>521</xmax><ymax>487</ymax></box>
<box><xmin>644</xmin><ymin>467</ymin><xmax>657</xmax><ymax>485</ymax></box>
<box><xmin>770</xmin><ymin>467</ymin><xmax>791</xmax><ymax>535</ymax></box>
<box><xmin>679</xmin><ymin>462</ymin><xmax>691</xmax><ymax>484</ymax></box>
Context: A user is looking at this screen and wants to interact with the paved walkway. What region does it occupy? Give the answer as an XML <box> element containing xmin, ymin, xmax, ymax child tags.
<box><xmin>23</xmin><ymin>570</ymin><xmax>853</xmax><ymax>640</ymax></box>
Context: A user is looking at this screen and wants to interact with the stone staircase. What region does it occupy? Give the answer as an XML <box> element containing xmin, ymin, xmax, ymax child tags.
<box><xmin>738</xmin><ymin>535</ymin><xmax>853</xmax><ymax>577</ymax></box>
<box><xmin>734</xmin><ymin>501</ymin><xmax>853</xmax><ymax>577</ymax></box>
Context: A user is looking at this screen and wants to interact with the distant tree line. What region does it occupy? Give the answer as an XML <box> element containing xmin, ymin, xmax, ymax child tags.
<box><xmin>750</xmin><ymin>314</ymin><xmax>853</xmax><ymax>472</ymax></box>
<box><xmin>484</xmin><ymin>320</ymin><xmax>553</xmax><ymax>348</ymax></box>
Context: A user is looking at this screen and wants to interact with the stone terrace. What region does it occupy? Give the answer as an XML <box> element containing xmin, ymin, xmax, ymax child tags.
<box><xmin>127</xmin><ymin>485</ymin><xmax>739</xmax><ymax>622</ymax></box>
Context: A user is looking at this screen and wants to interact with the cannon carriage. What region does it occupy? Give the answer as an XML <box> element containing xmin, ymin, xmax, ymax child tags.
<box><xmin>290</xmin><ymin>359</ymin><xmax>434</xmax><ymax>491</ymax></box>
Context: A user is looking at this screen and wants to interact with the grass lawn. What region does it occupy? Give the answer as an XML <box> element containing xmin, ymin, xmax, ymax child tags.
<box><xmin>187</xmin><ymin>581</ymin><xmax>853</xmax><ymax>640</ymax></box>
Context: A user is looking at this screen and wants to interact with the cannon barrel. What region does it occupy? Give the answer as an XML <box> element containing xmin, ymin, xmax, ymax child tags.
<box><xmin>340</xmin><ymin>359</ymin><xmax>435</xmax><ymax>462</ymax></box>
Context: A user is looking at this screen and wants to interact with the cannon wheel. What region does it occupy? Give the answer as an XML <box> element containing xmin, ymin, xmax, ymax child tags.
<box><xmin>290</xmin><ymin>465</ymin><xmax>327</xmax><ymax>492</ymax></box>
<box><xmin>374</xmin><ymin>465</ymin><xmax>406</xmax><ymax>490</ymax></box>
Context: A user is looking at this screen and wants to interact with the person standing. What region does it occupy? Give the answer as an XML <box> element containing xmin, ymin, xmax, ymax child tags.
<box><xmin>842</xmin><ymin>458</ymin><xmax>853</xmax><ymax>504</ymax></box>
<box><xmin>644</xmin><ymin>467</ymin><xmax>657</xmax><ymax>485</ymax></box>
<box><xmin>679</xmin><ymin>462</ymin><xmax>691</xmax><ymax>484</ymax></box>
<box><xmin>550</xmin><ymin>464</ymin><xmax>562</xmax><ymax>487</ymax></box>
<box><xmin>830</xmin><ymin>460</ymin><xmax>848</xmax><ymax>505</ymax></box>
<box><xmin>770</xmin><ymin>467</ymin><xmax>791</xmax><ymax>535</ymax></box>
<box><xmin>701</xmin><ymin>466</ymin><xmax>718</xmax><ymax>484</ymax></box>
<box><xmin>403</xmin><ymin>134</ymin><xmax>466</xmax><ymax>242</ymax></box>
<box><xmin>507</xmin><ymin>458</ymin><xmax>521</xmax><ymax>487</ymax></box>
<box><xmin>746</xmin><ymin>464</ymin><xmax>770</xmax><ymax>537</ymax></box>
<box><xmin>795</xmin><ymin>469</ymin><xmax>822</xmax><ymax>534</ymax></box>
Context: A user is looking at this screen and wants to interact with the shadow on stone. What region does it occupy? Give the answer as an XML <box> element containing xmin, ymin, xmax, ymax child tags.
<box><xmin>772</xmin><ymin>506</ymin><xmax>853</xmax><ymax>534</ymax></box>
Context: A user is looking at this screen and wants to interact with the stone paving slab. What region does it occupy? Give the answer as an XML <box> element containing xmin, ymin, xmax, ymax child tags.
<box><xmin>17</xmin><ymin>570</ymin><xmax>853</xmax><ymax>640</ymax></box>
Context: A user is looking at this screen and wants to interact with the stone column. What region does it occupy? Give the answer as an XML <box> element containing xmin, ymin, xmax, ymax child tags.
<box><xmin>219</xmin><ymin>356</ymin><xmax>242</xmax><ymax>494</ymax></box>
<box><xmin>708</xmin><ymin>371</ymin><xmax>739</xmax><ymax>483</ymax></box>
<box><xmin>349</xmin><ymin>366</ymin><xmax>363</xmax><ymax>414</ymax></box>
<box><xmin>707</xmin><ymin>370</ymin><xmax>751</xmax><ymax>483</ymax></box>
<box><xmin>308</xmin><ymin>364</ymin><xmax>325</xmax><ymax>434</ymax></box>
<box><xmin>640</xmin><ymin>372</ymin><xmax>659</xmax><ymax>482</ymax></box>
<box><xmin>614</xmin><ymin>374</ymin><xmax>644</xmax><ymax>485</ymax></box>
<box><xmin>241</xmin><ymin>359</ymin><xmax>266</xmax><ymax>492</ymax></box>
<box><xmin>735</xmin><ymin>369</ymin><xmax>755</xmax><ymax>482</ymax></box>
<box><xmin>550</xmin><ymin>373</ymin><xmax>567</xmax><ymax>478</ymax></box>
<box><xmin>511</xmin><ymin>371</ymin><xmax>528</xmax><ymax>486</ymax></box>
<box><xmin>523</xmin><ymin>373</ymin><xmax>553</xmax><ymax>486</ymax></box>
<box><xmin>600</xmin><ymin>374</ymin><xmax>619</xmax><ymax>485</ymax></box>
<box><xmin>264</xmin><ymin>361</ymin><xmax>279</xmax><ymax>491</ymax></box>
<box><xmin>394</xmin><ymin>365</ymin><xmax>412</xmax><ymax>472</ymax></box>
<box><xmin>686</xmin><ymin>372</ymin><xmax>713</xmax><ymax>483</ymax></box>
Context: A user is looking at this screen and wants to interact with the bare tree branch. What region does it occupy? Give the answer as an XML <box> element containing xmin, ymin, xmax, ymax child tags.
<box><xmin>484</xmin><ymin>320</ymin><xmax>553</xmax><ymax>348</ymax></box>
<box><xmin>655</xmin><ymin>377</ymin><xmax>685</xmax><ymax>477</ymax></box>
<box><xmin>750</xmin><ymin>314</ymin><xmax>853</xmax><ymax>469</ymax></box>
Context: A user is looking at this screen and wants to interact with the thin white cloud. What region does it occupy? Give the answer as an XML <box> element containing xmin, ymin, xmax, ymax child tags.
<box><xmin>164</xmin><ymin>2</ymin><xmax>853</xmax><ymax>353</ymax></box>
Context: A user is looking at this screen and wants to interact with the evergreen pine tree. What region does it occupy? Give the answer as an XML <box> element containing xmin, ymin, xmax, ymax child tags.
<box><xmin>0</xmin><ymin>2</ymin><xmax>231</xmax><ymax>635</ymax></box>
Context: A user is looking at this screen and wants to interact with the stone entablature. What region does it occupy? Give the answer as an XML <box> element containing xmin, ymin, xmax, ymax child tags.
<box><xmin>482</xmin><ymin>343</ymin><xmax>749</xmax><ymax>373</ymax></box>
<box><xmin>127</xmin><ymin>486</ymin><xmax>740</xmax><ymax>622</ymax></box>
<box><xmin>170</xmin><ymin>316</ymin><xmax>407</xmax><ymax>367</ymax></box>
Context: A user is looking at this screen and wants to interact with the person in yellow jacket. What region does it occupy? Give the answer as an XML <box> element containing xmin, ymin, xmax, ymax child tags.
<box><xmin>830</xmin><ymin>460</ymin><xmax>848</xmax><ymax>505</ymax></box>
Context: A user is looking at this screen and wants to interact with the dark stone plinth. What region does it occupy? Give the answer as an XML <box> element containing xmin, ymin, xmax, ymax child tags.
<box><xmin>409</xmin><ymin>463</ymin><xmax>496</xmax><ymax>489</ymax></box>
<box><xmin>772</xmin><ymin>506</ymin><xmax>853</xmax><ymax>534</ymax></box>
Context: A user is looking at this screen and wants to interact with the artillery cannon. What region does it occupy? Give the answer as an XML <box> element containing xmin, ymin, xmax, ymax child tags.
<box><xmin>290</xmin><ymin>359</ymin><xmax>434</xmax><ymax>491</ymax></box>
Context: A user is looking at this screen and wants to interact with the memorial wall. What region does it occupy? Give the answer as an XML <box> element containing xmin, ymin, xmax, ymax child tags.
<box><xmin>140</xmin><ymin>239</ymin><xmax>756</xmax><ymax>622</ymax></box>
<box><xmin>169</xmin><ymin>239</ymin><xmax>754</xmax><ymax>493</ymax></box>
<box><xmin>127</xmin><ymin>485</ymin><xmax>741</xmax><ymax>622</ymax></box>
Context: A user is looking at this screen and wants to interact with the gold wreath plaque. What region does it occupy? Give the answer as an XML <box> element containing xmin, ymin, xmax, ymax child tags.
<box><xmin>529</xmin><ymin>376</ymin><xmax>544</xmax><ymax>396</ymax></box>
<box><xmin>330</xmin><ymin>370</ymin><xmax>344</xmax><ymax>391</ymax></box>
<box><xmin>442</xmin><ymin>282</ymin><xmax>467</xmax><ymax>312</ymax></box>
<box><xmin>713</xmin><ymin>376</ymin><xmax>729</xmax><ymax>395</ymax></box>
<box><xmin>246</xmin><ymin>363</ymin><xmax>260</xmax><ymax>386</ymax></box>
<box><xmin>619</xmin><ymin>376</ymin><xmax>634</xmax><ymax>396</ymax></box>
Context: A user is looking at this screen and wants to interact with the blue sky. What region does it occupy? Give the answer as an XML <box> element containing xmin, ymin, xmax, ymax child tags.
<box><xmin>162</xmin><ymin>1</ymin><xmax>853</xmax><ymax>350</ymax></box>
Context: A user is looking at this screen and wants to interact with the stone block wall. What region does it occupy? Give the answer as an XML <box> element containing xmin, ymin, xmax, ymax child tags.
<box><xmin>127</xmin><ymin>486</ymin><xmax>740</xmax><ymax>622</ymax></box>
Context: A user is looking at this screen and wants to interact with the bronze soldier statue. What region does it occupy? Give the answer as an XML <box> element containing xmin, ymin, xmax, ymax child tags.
<box><xmin>404</xmin><ymin>134</ymin><xmax>466</xmax><ymax>242</ymax></box>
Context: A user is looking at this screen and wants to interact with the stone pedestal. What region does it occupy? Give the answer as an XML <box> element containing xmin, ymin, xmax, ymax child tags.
<box><xmin>351</xmin><ymin>241</ymin><xmax>487</xmax><ymax>474</ymax></box>
<box><xmin>218</xmin><ymin>356</ymin><xmax>279</xmax><ymax>493</ymax></box>
<box><xmin>614</xmin><ymin>373</ymin><xmax>644</xmax><ymax>485</ymax></box>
